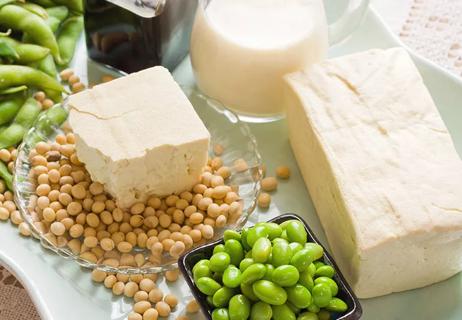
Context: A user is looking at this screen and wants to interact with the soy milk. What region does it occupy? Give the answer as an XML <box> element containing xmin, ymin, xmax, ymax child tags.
<box><xmin>191</xmin><ymin>0</ymin><xmax>328</xmax><ymax>117</ymax></box>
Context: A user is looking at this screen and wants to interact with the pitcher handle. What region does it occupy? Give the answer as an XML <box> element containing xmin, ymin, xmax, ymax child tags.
<box><xmin>328</xmin><ymin>0</ymin><xmax>370</xmax><ymax>45</ymax></box>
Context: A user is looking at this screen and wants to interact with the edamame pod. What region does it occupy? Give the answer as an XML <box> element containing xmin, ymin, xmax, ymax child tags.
<box><xmin>196</xmin><ymin>277</ymin><xmax>222</xmax><ymax>296</ymax></box>
<box><xmin>223</xmin><ymin>265</ymin><xmax>242</xmax><ymax>288</ymax></box>
<box><xmin>271</xmin><ymin>304</ymin><xmax>296</xmax><ymax>320</ymax></box>
<box><xmin>0</xmin><ymin>94</ymin><xmax>25</xmax><ymax>125</ymax></box>
<box><xmin>250</xmin><ymin>301</ymin><xmax>272</xmax><ymax>320</ymax></box>
<box><xmin>286</xmin><ymin>284</ymin><xmax>312</xmax><ymax>308</ymax></box>
<box><xmin>57</xmin><ymin>16</ymin><xmax>83</xmax><ymax>65</ymax></box>
<box><xmin>46</xmin><ymin>5</ymin><xmax>69</xmax><ymax>20</ymax></box>
<box><xmin>0</xmin><ymin>5</ymin><xmax>61</xmax><ymax>63</ymax></box>
<box><xmin>229</xmin><ymin>294</ymin><xmax>250</xmax><ymax>320</ymax></box>
<box><xmin>318</xmin><ymin>310</ymin><xmax>331</xmax><ymax>320</ymax></box>
<box><xmin>252</xmin><ymin>280</ymin><xmax>287</xmax><ymax>305</ymax></box>
<box><xmin>241</xmin><ymin>263</ymin><xmax>266</xmax><ymax>285</ymax></box>
<box><xmin>52</xmin><ymin>0</ymin><xmax>83</xmax><ymax>13</ymax></box>
<box><xmin>0</xmin><ymin>37</ymin><xmax>49</xmax><ymax>64</ymax></box>
<box><xmin>0</xmin><ymin>160</ymin><xmax>12</xmax><ymax>190</ymax></box>
<box><xmin>252</xmin><ymin>237</ymin><xmax>271</xmax><ymax>263</ymax></box>
<box><xmin>0</xmin><ymin>65</ymin><xmax>64</xmax><ymax>93</ymax></box>
<box><xmin>224</xmin><ymin>230</ymin><xmax>241</xmax><ymax>242</ymax></box>
<box><xmin>225</xmin><ymin>239</ymin><xmax>244</xmax><ymax>266</ymax></box>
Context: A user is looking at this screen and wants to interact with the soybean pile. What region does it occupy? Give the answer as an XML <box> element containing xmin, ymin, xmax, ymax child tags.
<box><xmin>192</xmin><ymin>220</ymin><xmax>349</xmax><ymax>320</ymax></box>
<box><xmin>0</xmin><ymin>0</ymin><xmax>83</xmax><ymax>189</ymax></box>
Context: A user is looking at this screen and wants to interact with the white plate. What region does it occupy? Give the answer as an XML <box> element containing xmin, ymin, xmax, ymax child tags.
<box><xmin>1</xmin><ymin>6</ymin><xmax>461</xmax><ymax>320</ymax></box>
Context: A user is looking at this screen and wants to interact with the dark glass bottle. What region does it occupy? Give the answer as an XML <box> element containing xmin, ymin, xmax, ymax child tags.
<box><xmin>84</xmin><ymin>0</ymin><xmax>197</xmax><ymax>73</ymax></box>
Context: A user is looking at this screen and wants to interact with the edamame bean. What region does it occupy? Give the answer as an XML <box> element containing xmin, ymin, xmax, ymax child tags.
<box><xmin>57</xmin><ymin>16</ymin><xmax>83</xmax><ymax>65</ymax></box>
<box><xmin>289</xmin><ymin>242</ymin><xmax>303</xmax><ymax>254</ymax></box>
<box><xmin>272</xmin><ymin>240</ymin><xmax>293</xmax><ymax>267</ymax></box>
<box><xmin>225</xmin><ymin>239</ymin><xmax>244</xmax><ymax>266</ymax></box>
<box><xmin>212</xmin><ymin>308</ymin><xmax>230</xmax><ymax>320</ymax></box>
<box><xmin>0</xmin><ymin>94</ymin><xmax>25</xmax><ymax>125</ymax></box>
<box><xmin>271</xmin><ymin>304</ymin><xmax>296</xmax><ymax>320</ymax></box>
<box><xmin>240</xmin><ymin>282</ymin><xmax>259</xmax><ymax>302</ymax></box>
<box><xmin>285</xmin><ymin>220</ymin><xmax>307</xmax><ymax>245</ymax></box>
<box><xmin>263</xmin><ymin>264</ymin><xmax>274</xmax><ymax>281</ymax></box>
<box><xmin>272</xmin><ymin>265</ymin><xmax>299</xmax><ymax>287</ymax></box>
<box><xmin>247</xmin><ymin>225</ymin><xmax>269</xmax><ymax>247</ymax></box>
<box><xmin>290</xmin><ymin>248</ymin><xmax>314</xmax><ymax>272</ymax></box>
<box><xmin>252</xmin><ymin>237</ymin><xmax>271</xmax><ymax>263</ymax></box>
<box><xmin>315</xmin><ymin>265</ymin><xmax>335</xmax><ymax>278</ymax></box>
<box><xmin>257</xmin><ymin>222</ymin><xmax>282</xmax><ymax>240</ymax></box>
<box><xmin>304</xmin><ymin>243</ymin><xmax>324</xmax><ymax>261</ymax></box>
<box><xmin>229</xmin><ymin>294</ymin><xmax>250</xmax><ymax>320</ymax></box>
<box><xmin>318</xmin><ymin>310</ymin><xmax>331</xmax><ymax>320</ymax></box>
<box><xmin>314</xmin><ymin>261</ymin><xmax>325</xmax><ymax>269</ymax></box>
<box><xmin>307</xmin><ymin>263</ymin><xmax>316</xmax><ymax>277</ymax></box>
<box><xmin>30</xmin><ymin>54</ymin><xmax>57</xmax><ymax>77</ymax></box>
<box><xmin>307</xmin><ymin>303</ymin><xmax>320</xmax><ymax>313</ymax></box>
<box><xmin>0</xmin><ymin>5</ymin><xmax>61</xmax><ymax>63</ymax></box>
<box><xmin>241</xmin><ymin>263</ymin><xmax>266</xmax><ymax>285</ymax></box>
<box><xmin>213</xmin><ymin>287</ymin><xmax>235</xmax><ymax>308</ymax></box>
<box><xmin>224</xmin><ymin>230</ymin><xmax>241</xmax><ymax>242</ymax></box>
<box><xmin>297</xmin><ymin>312</ymin><xmax>319</xmax><ymax>320</ymax></box>
<box><xmin>210</xmin><ymin>252</ymin><xmax>231</xmax><ymax>272</ymax></box>
<box><xmin>287</xmin><ymin>302</ymin><xmax>301</xmax><ymax>314</ymax></box>
<box><xmin>214</xmin><ymin>244</ymin><xmax>226</xmax><ymax>254</ymax></box>
<box><xmin>286</xmin><ymin>284</ymin><xmax>312</xmax><ymax>308</ymax></box>
<box><xmin>250</xmin><ymin>301</ymin><xmax>272</xmax><ymax>320</ymax></box>
<box><xmin>18</xmin><ymin>2</ymin><xmax>48</xmax><ymax>18</ymax></box>
<box><xmin>196</xmin><ymin>277</ymin><xmax>222</xmax><ymax>296</ymax></box>
<box><xmin>223</xmin><ymin>265</ymin><xmax>242</xmax><ymax>288</ymax></box>
<box><xmin>252</xmin><ymin>280</ymin><xmax>287</xmax><ymax>305</ymax></box>
<box><xmin>298</xmin><ymin>271</ymin><xmax>314</xmax><ymax>291</ymax></box>
<box><xmin>241</xmin><ymin>228</ymin><xmax>251</xmax><ymax>250</ymax></box>
<box><xmin>193</xmin><ymin>264</ymin><xmax>212</xmax><ymax>282</ymax></box>
<box><xmin>207</xmin><ymin>295</ymin><xmax>214</xmax><ymax>306</ymax></box>
<box><xmin>193</xmin><ymin>259</ymin><xmax>210</xmax><ymax>273</ymax></box>
<box><xmin>239</xmin><ymin>258</ymin><xmax>254</xmax><ymax>272</ymax></box>
<box><xmin>326</xmin><ymin>298</ymin><xmax>348</xmax><ymax>312</ymax></box>
<box><xmin>312</xmin><ymin>283</ymin><xmax>332</xmax><ymax>308</ymax></box>
<box><xmin>314</xmin><ymin>277</ymin><xmax>338</xmax><ymax>296</ymax></box>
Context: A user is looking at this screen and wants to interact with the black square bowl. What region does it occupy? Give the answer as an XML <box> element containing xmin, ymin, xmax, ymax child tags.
<box><xmin>178</xmin><ymin>213</ymin><xmax>362</xmax><ymax>320</ymax></box>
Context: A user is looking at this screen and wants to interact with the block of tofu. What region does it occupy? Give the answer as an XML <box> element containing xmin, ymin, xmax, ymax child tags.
<box><xmin>68</xmin><ymin>66</ymin><xmax>210</xmax><ymax>209</ymax></box>
<box><xmin>285</xmin><ymin>48</ymin><xmax>462</xmax><ymax>298</ymax></box>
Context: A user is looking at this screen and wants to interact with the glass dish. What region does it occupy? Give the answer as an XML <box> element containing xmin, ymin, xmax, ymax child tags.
<box><xmin>179</xmin><ymin>213</ymin><xmax>363</xmax><ymax>320</ymax></box>
<box><xmin>13</xmin><ymin>70</ymin><xmax>262</xmax><ymax>274</ymax></box>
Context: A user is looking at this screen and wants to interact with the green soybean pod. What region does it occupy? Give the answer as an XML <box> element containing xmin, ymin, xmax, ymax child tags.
<box><xmin>18</xmin><ymin>2</ymin><xmax>48</xmax><ymax>18</ymax></box>
<box><xmin>193</xmin><ymin>264</ymin><xmax>212</xmax><ymax>282</ymax></box>
<box><xmin>263</xmin><ymin>264</ymin><xmax>274</xmax><ymax>281</ymax></box>
<box><xmin>52</xmin><ymin>0</ymin><xmax>83</xmax><ymax>13</ymax></box>
<box><xmin>298</xmin><ymin>271</ymin><xmax>314</xmax><ymax>291</ymax></box>
<box><xmin>229</xmin><ymin>294</ymin><xmax>250</xmax><ymax>320</ymax></box>
<box><xmin>318</xmin><ymin>310</ymin><xmax>331</xmax><ymax>320</ymax></box>
<box><xmin>271</xmin><ymin>239</ymin><xmax>293</xmax><ymax>267</ymax></box>
<box><xmin>196</xmin><ymin>277</ymin><xmax>222</xmax><ymax>296</ymax></box>
<box><xmin>315</xmin><ymin>265</ymin><xmax>335</xmax><ymax>278</ymax></box>
<box><xmin>0</xmin><ymin>65</ymin><xmax>64</xmax><ymax>93</ymax></box>
<box><xmin>0</xmin><ymin>37</ymin><xmax>49</xmax><ymax>64</ymax></box>
<box><xmin>312</xmin><ymin>283</ymin><xmax>332</xmax><ymax>308</ymax></box>
<box><xmin>252</xmin><ymin>237</ymin><xmax>271</xmax><ymax>263</ymax></box>
<box><xmin>326</xmin><ymin>297</ymin><xmax>348</xmax><ymax>312</ymax></box>
<box><xmin>0</xmin><ymin>5</ymin><xmax>61</xmax><ymax>63</ymax></box>
<box><xmin>210</xmin><ymin>252</ymin><xmax>231</xmax><ymax>273</ymax></box>
<box><xmin>241</xmin><ymin>263</ymin><xmax>266</xmax><ymax>285</ymax></box>
<box><xmin>14</xmin><ymin>97</ymin><xmax>41</xmax><ymax>128</ymax></box>
<box><xmin>29</xmin><ymin>0</ymin><xmax>56</xmax><ymax>7</ymax></box>
<box><xmin>57</xmin><ymin>16</ymin><xmax>83</xmax><ymax>65</ymax></box>
<box><xmin>212</xmin><ymin>308</ymin><xmax>230</xmax><ymax>320</ymax></box>
<box><xmin>285</xmin><ymin>220</ymin><xmax>307</xmax><ymax>245</ymax></box>
<box><xmin>46</xmin><ymin>5</ymin><xmax>69</xmax><ymax>20</ymax></box>
<box><xmin>224</xmin><ymin>230</ymin><xmax>241</xmax><ymax>242</ymax></box>
<box><xmin>257</xmin><ymin>222</ymin><xmax>282</xmax><ymax>240</ymax></box>
<box><xmin>297</xmin><ymin>312</ymin><xmax>319</xmax><ymax>320</ymax></box>
<box><xmin>223</xmin><ymin>265</ymin><xmax>242</xmax><ymax>288</ymax></box>
<box><xmin>0</xmin><ymin>86</ymin><xmax>27</xmax><ymax>95</ymax></box>
<box><xmin>225</xmin><ymin>239</ymin><xmax>244</xmax><ymax>266</ymax></box>
<box><xmin>286</xmin><ymin>284</ymin><xmax>312</xmax><ymax>308</ymax></box>
<box><xmin>271</xmin><ymin>304</ymin><xmax>296</xmax><ymax>320</ymax></box>
<box><xmin>314</xmin><ymin>277</ymin><xmax>338</xmax><ymax>296</ymax></box>
<box><xmin>250</xmin><ymin>301</ymin><xmax>272</xmax><ymax>320</ymax></box>
<box><xmin>289</xmin><ymin>242</ymin><xmax>303</xmax><ymax>254</ymax></box>
<box><xmin>247</xmin><ymin>225</ymin><xmax>269</xmax><ymax>247</ymax></box>
<box><xmin>252</xmin><ymin>280</ymin><xmax>287</xmax><ymax>306</ymax></box>
<box><xmin>214</xmin><ymin>244</ymin><xmax>226</xmax><ymax>255</ymax></box>
<box><xmin>26</xmin><ymin>105</ymin><xmax>68</xmax><ymax>146</ymax></box>
<box><xmin>0</xmin><ymin>160</ymin><xmax>13</xmax><ymax>190</ymax></box>
<box><xmin>0</xmin><ymin>94</ymin><xmax>25</xmax><ymax>125</ymax></box>
<box><xmin>290</xmin><ymin>248</ymin><xmax>314</xmax><ymax>272</ymax></box>
<box><xmin>31</xmin><ymin>54</ymin><xmax>57</xmax><ymax>77</ymax></box>
<box><xmin>304</xmin><ymin>243</ymin><xmax>324</xmax><ymax>260</ymax></box>
<box><xmin>239</xmin><ymin>258</ymin><xmax>254</xmax><ymax>272</ymax></box>
<box><xmin>0</xmin><ymin>123</ymin><xmax>24</xmax><ymax>150</ymax></box>
<box><xmin>213</xmin><ymin>287</ymin><xmax>235</xmax><ymax>308</ymax></box>
<box><xmin>272</xmin><ymin>265</ymin><xmax>299</xmax><ymax>287</ymax></box>
<box><xmin>240</xmin><ymin>282</ymin><xmax>259</xmax><ymax>302</ymax></box>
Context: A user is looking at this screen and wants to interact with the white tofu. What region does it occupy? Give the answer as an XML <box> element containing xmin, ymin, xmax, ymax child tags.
<box><xmin>68</xmin><ymin>66</ymin><xmax>210</xmax><ymax>208</ymax></box>
<box><xmin>285</xmin><ymin>48</ymin><xmax>462</xmax><ymax>298</ymax></box>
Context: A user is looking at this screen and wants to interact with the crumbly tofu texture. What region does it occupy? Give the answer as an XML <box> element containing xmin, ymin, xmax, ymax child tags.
<box><xmin>68</xmin><ymin>66</ymin><xmax>210</xmax><ymax>208</ymax></box>
<box><xmin>285</xmin><ymin>48</ymin><xmax>462</xmax><ymax>298</ymax></box>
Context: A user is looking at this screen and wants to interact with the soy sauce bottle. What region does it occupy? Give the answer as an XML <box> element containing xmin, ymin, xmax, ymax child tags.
<box><xmin>84</xmin><ymin>0</ymin><xmax>197</xmax><ymax>73</ymax></box>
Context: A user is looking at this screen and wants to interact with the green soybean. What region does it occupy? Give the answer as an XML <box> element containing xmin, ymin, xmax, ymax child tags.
<box><xmin>285</xmin><ymin>220</ymin><xmax>307</xmax><ymax>245</ymax></box>
<box><xmin>224</xmin><ymin>230</ymin><xmax>241</xmax><ymax>242</ymax></box>
<box><xmin>18</xmin><ymin>2</ymin><xmax>48</xmax><ymax>19</ymax></box>
<box><xmin>212</xmin><ymin>308</ymin><xmax>230</xmax><ymax>320</ymax></box>
<box><xmin>241</xmin><ymin>263</ymin><xmax>266</xmax><ymax>285</ymax></box>
<box><xmin>287</xmin><ymin>301</ymin><xmax>301</xmax><ymax>314</ymax></box>
<box><xmin>0</xmin><ymin>65</ymin><xmax>64</xmax><ymax>95</ymax></box>
<box><xmin>307</xmin><ymin>303</ymin><xmax>320</xmax><ymax>313</ymax></box>
<box><xmin>214</xmin><ymin>244</ymin><xmax>226</xmax><ymax>254</ymax></box>
<box><xmin>0</xmin><ymin>94</ymin><xmax>25</xmax><ymax>125</ymax></box>
<box><xmin>250</xmin><ymin>301</ymin><xmax>272</xmax><ymax>320</ymax></box>
<box><xmin>318</xmin><ymin>310</ymin><xmax>331</xmax><ymax>320</ymax></box>
<box><xmin>286</xmin><ymin>284</ymin><xmax>312</xmax><ymax>308</ymax></box>
<box><xmin>240</xmin><ymin>228</ymin><xmax>251</xmax><ymax>250</ymax></box>
<box><xmin>314</xmin><ymin>277</ymin><xmax>338</xmax><ymax>296</ymax></box>
<box><xmin>272</xmin><ymin>304</ymin><xmax>296</xmax><ymax>320</ymax></box>
<box><xmin>257</xmin><ymin>222</ymin><xmax>282</xmax><ymax>240</ymax></box>
<box><xmin>291</xmin><ymin>248</ymin><xmax>314</xmax><ymax>272</ymax></box>
<box><xmin>326</xmin><ymin>297</ymin><xmax>348</xmax><ymax>312</ymax></box>
<box><xmin>272</xmin><ymin>265</ymin><xmax>299</xmax><ymax>287</ymax></box>
<box><xmin>240</xmin><ymin>282</ymin><xmax>259</xmax><ymax>302</ymax></box>
<box><xmin>193</xmin><ymin>259</ymin><xmax>210</xmax><ymax>273</ymax></box>
<box><xmin>193</xmin><ymin>264</ymin><xmax>212</xmax><ymax>282</ymax></box>
<box><xmin>289</xmin><ymin>242</ymin><xmax>304</xmax><ymax>254</ymax></box>
<box><xmin>315</xmin><ymin>265</ymin><xmax>335</xmax><ymax>278</ymax></box>
<box><xmin>223</xmin><ymin>265</ymin><xmax>242</xmax><ymax>288</ymax></box>
<box><xmin>196</xmin><ymin>277</ymin><xmax>222</xmax><ymax>296</ymax></box>
<box><xmin>263</xmin><ymin>264</ymin><xmax>274</xmax><ymax>281</ymax></box>
<box><xmin>46</xmin><ymin>5</ymin><xmax>69</xmax><ymax>20</ymax></box>
<box><xmin>271</xmin><ymin>240</ymin><xmax>293</xmax><ymax>267</ymax></box>
<box><xmin>304</xmin><ymin>243</ymin><xmax>324</xmax><ymax>261</ymax></box>
<box><xmin>0</xmin><ymin>5</ymin><xmax>61</xmax><ymax>63</ymax></box>
<box><xmin>298</xmin><ymin>271</ymin><xmax>314</xmax><ymax>291</ymax></box>
<box><xmin>252</xmin><ymin>280</ymin><xmax>287</xmax><ymax>306</ymax></box>
<box><xmin>210</xmin><ymin>252</ymin><xmax>231</xmax><ymax>272</ymax></box>
<box><xmin>252</xmin><ymin>237</ymin><xmax>271</xmax><ymax>263</ymax></box>
<box><xmin>229</xmin><ymin>294</ymin><xmax>250</xmax><ymax>320</ymax></box>
<box><xmin>297</xmin><ymin>312</ymin><xmax>319</xmax><ymax>320</ymax></box>
<box><xmin>225</xmin><ymin>239</ymin><xmax>244</xmax><ymax>266</ymax></box>
<box><xmin>307</xmin><ymin>263</ymin><xmax>317</xmax><ymax>277</ymax></box>
<box><xmin>247</xmin><ymin>225</ymin><xmax>269</xmax><ymax>247</ymax></box>
<box><xmin>312</xmin><ymin>283</ymin><xmax>332</xmax><ymax>308</ymax></box>
<box><xmin>314</xmin><ymin>261</ymin><xmax>325</xmax><ymax>269</ymax></box>
<box><xmin>239</xmin><ymin>258</ymin><xmax>254</xmax><ymax>272</ymax></box>
<box><xmin>57</xmin><ymin>16</ymin><xmax>83</xmax><ymax>65</ymax></box>
<box><xmin>213</xmin><ymin>287</ymin><xmax>235</xmax><ymax>308</ymax></box>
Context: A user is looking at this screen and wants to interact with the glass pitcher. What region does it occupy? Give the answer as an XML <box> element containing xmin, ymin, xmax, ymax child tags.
<box><xmin>190</xmin><ymin>0</ymin><xmax>370</xmax><ymax>122</ymax></box>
